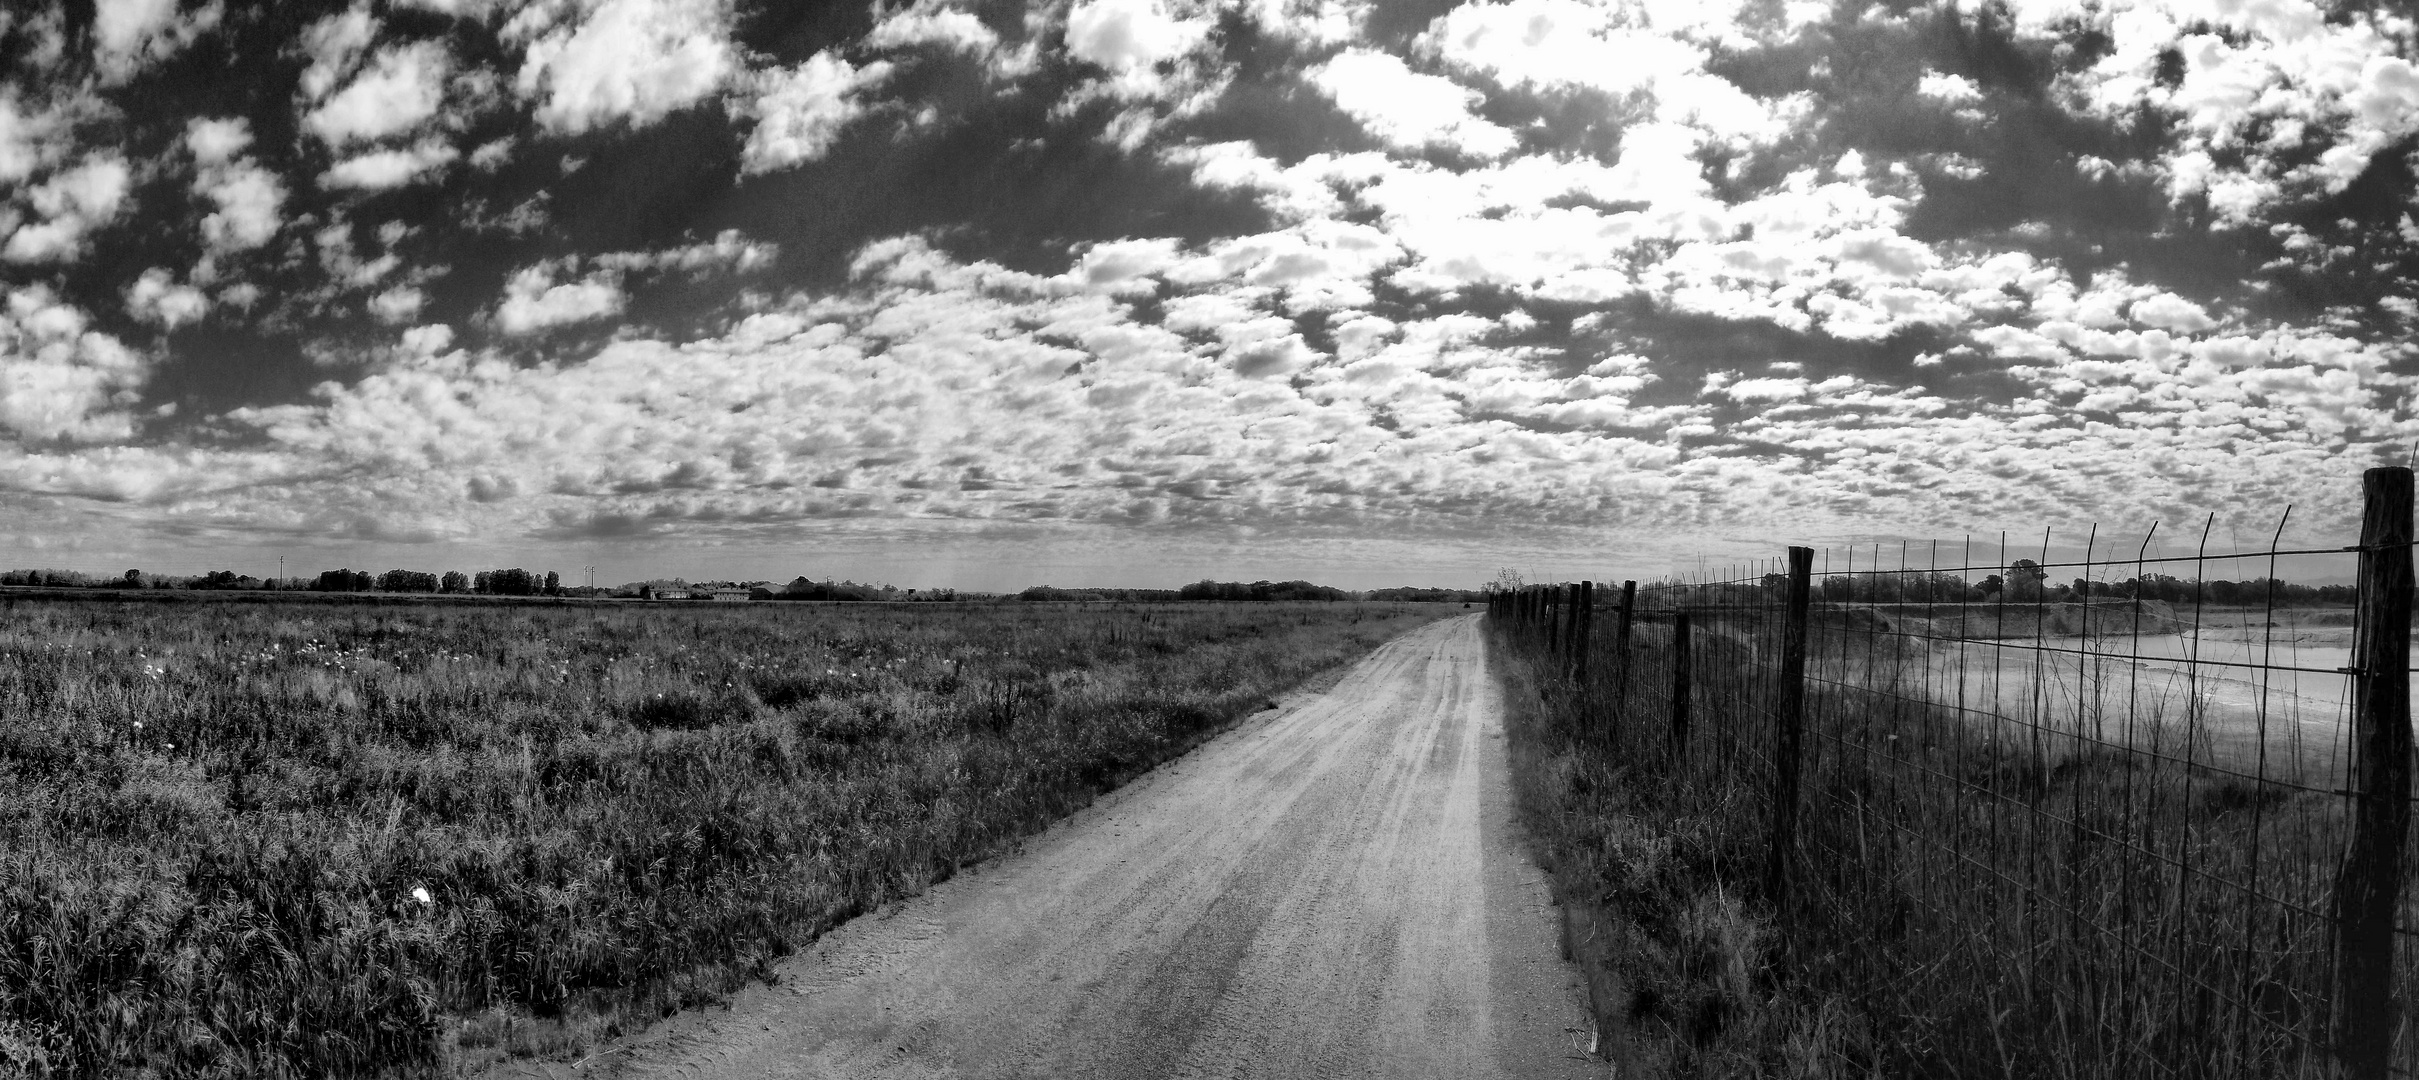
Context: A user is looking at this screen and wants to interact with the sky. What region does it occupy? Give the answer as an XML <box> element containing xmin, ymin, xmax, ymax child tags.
<box><xmin>0</xmin><ymin>0</ymin><xmax>2414</xmax><ymax>591</ymax></box>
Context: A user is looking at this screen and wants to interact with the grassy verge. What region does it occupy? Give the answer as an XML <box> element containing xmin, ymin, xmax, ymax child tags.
<box><xmin>1487</xmin><ymin>621</ymin><xmax>1855</xmax><ymax>1078</ymax></box>
<box><xmin>0</xmin><ymin>598</ymin><xmax>1453</xmax><ymax>1078</ymax></box>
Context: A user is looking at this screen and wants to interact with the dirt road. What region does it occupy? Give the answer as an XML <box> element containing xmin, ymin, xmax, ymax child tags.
<box><xmin>559</xmin><ymin>615</ymin><xmax>1603</xmax><ymax>1079</ymax></box>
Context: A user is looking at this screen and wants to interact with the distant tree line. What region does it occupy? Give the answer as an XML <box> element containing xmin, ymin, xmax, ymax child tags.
<box><xmin>752</xmin><ymin>577</ymin><xmax>963</xmax><ymax>601</ymax></box>
<box><xmin>0</xmin><ymin>566</ymin><xmax>591</xmax><ymax>596</ymax></box>
<box><xmin>1792</xmin><ymin>563</ymin><xmax>2363</xmax><ymax>606</ymax></box>
<box><xmin>1363</xmin><ymin>586</ymin><xmax>1486</xmax><ymax>603</ymax></box>
<box><xmin>1017</xmin><ymin>586</ymin><xmax>1185</xmax><ymax>602</ymax></box>
<box><xmin>1016</xmin><ymin>582</ymin><xmax>1484</xmax><ymax>602</ymax></box>
<box><xmin>1178</xmin><ymin>580</ymin><xmax>1350</xmax><ymax>602</ymax></box>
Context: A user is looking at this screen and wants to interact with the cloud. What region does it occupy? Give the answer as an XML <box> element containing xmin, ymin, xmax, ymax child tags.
<box><xmin>2045</xmin><ymin>0</ymin><xmax>2419</xmax><ymax>225</ymax></box>
<box><xmin>4</xmin><ymin>155</ymin><xmax>133</xmax><ymax>264</ymax></box>
<box><xmin>0</xmin><ymin>93</ymin><xmax>66</xmax><ymax>186</ymax></box>
<box><xmin>395</xmin><ymin>0</ymin><xmax>500</xmax><ymax>15</ymax></box>
<box><xmin>2130</xmin><ymin>291</ymin><xmax>2218</xmax><ymax>333</ymax></box>
<box><xmin>305</xmin><ymin>41</ymin><xmax>452</xmax><ymax>147</ymax></box>
<box><xmin>1917</xmin><ymin>69</ymin><xmax>1983</xmax><ymax>104</ymax></box>
<box><xmin>186</xmin><ymin>118</ymin><xmax>285</xmax><ymax>255</ymax></box>
<box><xmin>1070</xmin><ymin>237</ymin><xmax>1182</xmax><ymax>294</ymax></box>
<box><xmin>183</xmin><ymin>116</ymin><xmax>249</xmax><ymax>164</ymax></box>
<box><xmin>320</xmin><ymin>139</ymin><xmax>460</xmax><ymax>190</ymax></box>
<box><xmin>369</xmin><ymin>286</ymin><xmax>427</xmax><ymax>325</ymax></box>
<box><xmin>1066</xmin><ymin>0</ymin><xmax>1207</xmax><ymax>70</ymax></box>
<box><xmin>739</xmin><ymin>52</ymin><xmax>894</xmax><ymax>174</ymax></box>
<box><xmin>511</xmin><ymin>0</ymin><xmax>738</xmax><ymax>135</ymax></box>
<box><xmin>1424</xmin><ymin>0</ymin><xmax>1784</xmax><ymax>144</ymax></box>
<box><xmin>0</xmin><ymin>286</ymin><xmax>148</xmax><ymax>443</ymax></box>
<box><xmin>592</xmin><ymin>230</ymin><xmax>778</xmax><ymax>275</ymax></box>
<box><xmin>867</xmin><ymin>3</ymin><xmax>1000</xmax><ymax>55</ymax></box>
<box><xmin>124</xmin><ymin>269</ymin><xmax>209</xmax><ymax>329</ymax></box>
<box><xmin>93</xmin><ymin>0</ymin><xmax>222</xmax><ymax>83</ymax></box>
<box><xmin>1310</xmin><ymin>50</ymin><xmax>1518</xmax><ymax>159</ymax></box>
<box><xmin>494</xmin><ymin>261</ymin><xmax>626</xmax><ymax>333</ymax></box>
<box><xmin>401</xmin><ymin>323</ymin><xmax>454</xmax><ymax>356</ymax></box>
<box><xmin>1229</xmin><ymin>334</ymin><xmax>1319</xmax><ymax>378</ymax></box>
<box><xmin>1064</xmin><ymin>0</ymin><xmax>1213</xmax><ymax>98</ymax></box>
<box><xmin>298</xmin><ymin>5</ymin><xmax>380</xmax><ymax>101</ymax></box>
<box><xmin>1722</xmin><ymin>376</ymin><xmax>1809</xmax><ymax>402</ymax></box>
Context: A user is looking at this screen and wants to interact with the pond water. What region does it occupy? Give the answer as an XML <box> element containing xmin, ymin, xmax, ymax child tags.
<box><xmin>1823</xmin><ymin>629</ymin><xmax>2410</xmax><ymax>785</ymax></box>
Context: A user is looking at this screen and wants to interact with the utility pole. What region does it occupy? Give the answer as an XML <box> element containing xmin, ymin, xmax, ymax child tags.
<box><xmin>278</xmin><ymin>554</ymin><xmax>284</xmax><ymax>588</ymax></box>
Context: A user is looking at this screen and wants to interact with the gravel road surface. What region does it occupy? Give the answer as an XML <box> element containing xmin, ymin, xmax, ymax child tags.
<box><xmin>551</xmin><ymin>614</ymin><xmax>1603</xmax><ymax>1079</ymax></box>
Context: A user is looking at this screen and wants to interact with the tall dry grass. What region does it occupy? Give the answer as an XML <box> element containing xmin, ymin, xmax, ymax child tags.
<box><xmin>0</xmin><ymin>597</ymin><xmax>1451</xmax><ymax>1078</ymax></box>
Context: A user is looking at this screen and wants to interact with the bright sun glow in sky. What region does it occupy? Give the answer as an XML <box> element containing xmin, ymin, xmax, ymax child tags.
<box><xmin>1</xmin><ymin>0</ymin><xmax>2415</xmax><ymax>590</ymax></box>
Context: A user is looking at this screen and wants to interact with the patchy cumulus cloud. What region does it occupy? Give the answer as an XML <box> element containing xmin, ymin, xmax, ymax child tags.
<box><xmin>0</xmin><ymin>0</ymin><xmax>2414</xmax><ymax>583</ymax></box>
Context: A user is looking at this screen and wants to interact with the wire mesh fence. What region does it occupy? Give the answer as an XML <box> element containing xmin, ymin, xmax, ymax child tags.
<box><xmin>1490</xmin><ymin>466</ymin><xmax>2415</xmax><ymax>1079</ymax></box>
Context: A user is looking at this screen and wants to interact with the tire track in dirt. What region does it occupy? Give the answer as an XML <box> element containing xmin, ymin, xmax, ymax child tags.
<box><xmin>545</xmin><ymin>615</ymin><xmax>1603</xmax><ymax>1080</ymax></box>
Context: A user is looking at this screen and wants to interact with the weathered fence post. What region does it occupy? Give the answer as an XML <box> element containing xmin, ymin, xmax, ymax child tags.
<box><xmin>1613</xmin><ymin>580</ymin><xmax>1636</xmax><ymax>703</ymax></box>
<box><xmin>1764</xmin><ymin>546</ymin><xmax>1814</xmax><ymax>902</ymax></box>
<box><xmin>1546</xmin><ymin>586</ymin><xmax>1561</xmax><ymax>651</ymax></box>
<box><xmin>1573</xmin><ymin>580</ymin><xmax>1593</xmax><ymax>681</ymax></box>
<box><xmin>1561</xmin><ymin>583</ymin><xmax>1580</xmax><ymax>659</ymax></box>
<box><xmin>2333</xmin><ymin>466</ymin><xmax>2413</xmax><ymax>1078</ymax></box>
<box><xmin>1669</xmin><ymin>610</ymin><xmax>1692</xmax><ymax>759</ymax></box>
<box><xmin>1559</xmin><ymin>584</ymin><xmax>1576</xmax><ymax>655</ymax></box>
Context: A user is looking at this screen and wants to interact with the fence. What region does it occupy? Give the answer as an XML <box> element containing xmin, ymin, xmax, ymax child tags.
<box><xmin>1490</xmin><ymin>466</ymin><xmax>2416</xmax><ymax>1079</ymax></box>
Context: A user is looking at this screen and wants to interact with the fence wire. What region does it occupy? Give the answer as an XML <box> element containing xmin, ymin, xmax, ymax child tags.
<box><xmin>1492</xmin><ymin>507</ymin><xmax>2415</xmax><ymax>1079</ymax></box>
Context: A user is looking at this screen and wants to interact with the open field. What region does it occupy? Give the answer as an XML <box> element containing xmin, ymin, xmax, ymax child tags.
<box><xmin>0</xmin><ymin>597</ymin><xmax>1455</xmax><ymax>1078</ymax></box>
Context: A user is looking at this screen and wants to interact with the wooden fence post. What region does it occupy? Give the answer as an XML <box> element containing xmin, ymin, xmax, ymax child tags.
<box><xmin>2333</xmin><ymin>466</ymin><xmax>2413</xmax><ymax>1077</ymax></box>
<box><xmin>1561</xmin><ymin>583</ymin><xmax>1579</xmax><ymax>658</ymax></box>
<box><xmin>1764</xmin><ymin>546</ymin><xmax>1815</xmax><ymax>902</ymax></box>
<box><xmin>1573</xmin><ymin>580</ymin><xmax>1593</xmax><ymax>681</ymax></box>
<box><xmin>1669</xmin><ymin>610</ymin><xmax>1692</xmax><ymax>759</ymax></box>
<box><xmin>1546</xmin><ymin>586</ymin><xmax>1560</xmax><ymax>650</ymax></box>
<box><xmin>1613</xmin><ymin>580</ymin><xmax>1636</xmax><ymax>703</ymax></box>
<box><xmin>1557</xmin><ymin>584</ymin><xmax>1573</xmax><ymax>655</ymax></box>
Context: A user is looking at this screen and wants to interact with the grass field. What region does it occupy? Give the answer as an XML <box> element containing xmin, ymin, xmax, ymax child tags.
<box><xmin>0</xmin><ymin>597</ymin><xmax>1454</xmax><ymax>1078</ymax></box>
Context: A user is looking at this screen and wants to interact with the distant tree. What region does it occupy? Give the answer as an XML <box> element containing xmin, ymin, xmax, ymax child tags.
<box><xmin>441</xmin><ymin>570</ymin><xmax>468</xmax><ymax>593</ymax></box>
<box><xmin>312</xmin><ymin>568</ymin><xmax>374</xmax><ymax>592</ymax></box>
<box><xmin>377</xmin><ymin>569</ymin><xmax>440</xmax><ymax>592</ymax></box>
<box><xmin>124</xmin><ymin>569</ymin><xmax>142</xmax><ymax>588</ymax></box>
<box><xmin>1979</xmin><ymin>574</ymin><xmax>2004</xmax><ymax>598</ymax></box>
<box><xmin>2006</xmin><ymin>559</ymin><xmax>2049</xmax><ymax>600</ymax></box>
<box><xmin>544</xmin><ymin>570</ymin><xmax>560</xmax><ymax>596</ymax></box>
